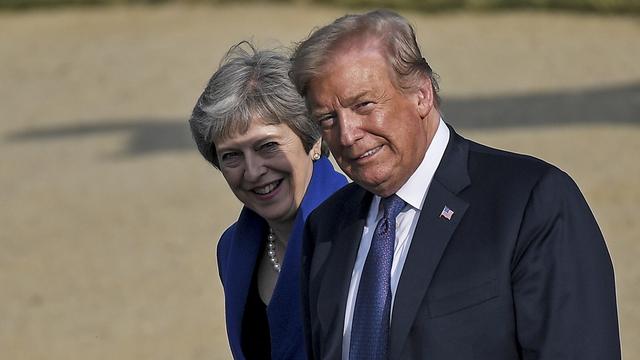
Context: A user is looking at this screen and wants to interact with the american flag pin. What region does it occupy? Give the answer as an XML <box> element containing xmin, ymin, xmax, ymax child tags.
<box><xmin>440</xmin><ymin>206</ymin><xmax>454</xmax><ymax>220</ymax></box>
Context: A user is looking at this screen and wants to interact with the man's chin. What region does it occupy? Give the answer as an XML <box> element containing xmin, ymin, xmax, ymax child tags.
<box><xmin>352</xmin><ymin>174</ymin><xmax>395</xmax><ymax>197</ymax></box>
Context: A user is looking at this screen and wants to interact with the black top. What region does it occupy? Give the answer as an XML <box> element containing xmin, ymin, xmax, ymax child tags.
<box><xmin>241</xmin><ymin>259</ymin><xmax>271</xmax><ymax>359</ymax></box>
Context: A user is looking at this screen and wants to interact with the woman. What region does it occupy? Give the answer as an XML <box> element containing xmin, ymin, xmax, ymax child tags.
<box><xmin>189</xmin><ymin>42</ymin><xmax>347</xmax><ymax>359</ymax></box>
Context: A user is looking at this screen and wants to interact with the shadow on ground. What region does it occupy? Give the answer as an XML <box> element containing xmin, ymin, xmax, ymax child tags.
<box><xmin>6</xmin><ymin>82</ymin><xmax>640</xmax><ymax>157</ymax></box>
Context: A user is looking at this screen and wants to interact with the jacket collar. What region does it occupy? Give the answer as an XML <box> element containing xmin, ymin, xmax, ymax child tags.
<box><xmin>389</xmin><ymin>124</ymin><xmax>471</xmax><ymax>359</ymax></box>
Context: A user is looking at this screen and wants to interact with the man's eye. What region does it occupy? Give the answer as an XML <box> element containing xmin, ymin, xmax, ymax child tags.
<box><xmin>317</xmin><ymin>116</ymin><xmax>335</xmax><ymax>129</ymax></box>
<box><xmin>356</xmin><ymin>101</ymin><xmax>373</xmax><ymax>110</ymax></box>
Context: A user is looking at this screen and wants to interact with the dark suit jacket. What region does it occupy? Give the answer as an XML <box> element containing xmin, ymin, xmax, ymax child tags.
<box><xmin>217</xmin><ymin>157</ymin><xmax>346</xmax><ymax>360</ymax></box>
<box><xmin>301</xmin><ymin>126</ymin><xmax>621</xmax><ymax>359</ymax></box>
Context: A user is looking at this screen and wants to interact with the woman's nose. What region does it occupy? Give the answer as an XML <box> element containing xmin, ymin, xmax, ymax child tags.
<box><xmin>243</xmin><ymin>154</ymin><xmax>268</xmax><ymax>182</ymax></box>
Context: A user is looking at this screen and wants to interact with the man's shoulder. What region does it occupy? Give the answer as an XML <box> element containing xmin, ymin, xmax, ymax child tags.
<box><xmin>462</xmin><ymin>136</ymin><xmax>558</xmax><ymax>179</ymax></box>
<box><xmin>317</xmin><ymin>181</ymin><xmax>363</xmax><ymax>208</ymax></box>
<box><xmin>454</xmin><ymin>134</ymin><xmax>582</xmax><ymax>201</ymax></box>
<box><xmin>307</xmin><ymin>182</ymin><xmax>365</xmax><ymax>222</ymax></box>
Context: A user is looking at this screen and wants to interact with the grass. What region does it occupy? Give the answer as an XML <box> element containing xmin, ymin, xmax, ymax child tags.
<box><xmin>1</xmin><ymin>0</ymin><xmax>638</xmax><ymax>13</ymax></box>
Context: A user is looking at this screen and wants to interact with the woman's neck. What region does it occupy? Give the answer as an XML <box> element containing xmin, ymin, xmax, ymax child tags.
<box><xmin>268</xmin><ymin>219</ymin><xmax>294</xmax><ymax>248</ymax></box>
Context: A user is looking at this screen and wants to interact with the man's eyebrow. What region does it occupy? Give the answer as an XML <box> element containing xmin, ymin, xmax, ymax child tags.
<box><xmin>311</xmin><ymin>109</ymin><xmax>334</xmax><ymax>119</ymax></box>
<box><xmin>310</xmin><ymin>90</ymin><xmax>371</xmax><ymax>118</ymax></box>
<box><xmin>342</xmin><ymin>91</ymin><xmax>369</xmax><ymax>106</ymax></box>
<box><xmin>309</xmin><ymin>102</ymin><xmax>334</xmax><ymax>118</ymax></box>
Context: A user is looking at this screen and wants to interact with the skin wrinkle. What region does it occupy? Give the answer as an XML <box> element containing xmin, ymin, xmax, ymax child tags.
<box><xmin>214</xmin><ymin>118</ymin><xmax>318</xmax><ymax>240</ymax></box>
<box><xmin>307</xmin><ymin>40</ymin><xmax>438</xmax><ymax>197</ymax></box>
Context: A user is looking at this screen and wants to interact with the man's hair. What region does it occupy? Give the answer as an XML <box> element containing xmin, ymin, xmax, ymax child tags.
<box><xmin>189</xmin><ymin>41</ymin><xmax>325</xmax><ymax>169</ymax></box>
<box><xmin>290</xmin><ymin>9</ymin><xmax>440</xmax><ymax>106</ymax></box>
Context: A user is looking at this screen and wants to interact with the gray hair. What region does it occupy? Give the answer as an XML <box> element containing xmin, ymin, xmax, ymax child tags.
<box><xmin>290</xmin><ymin>9</ymin><xmax>440</xmax><ymax>106</ymax></box>
<box><xmin>189</xmin><ymin>41</ymin><xmax>324</xmax><ymax>169</ymax></box>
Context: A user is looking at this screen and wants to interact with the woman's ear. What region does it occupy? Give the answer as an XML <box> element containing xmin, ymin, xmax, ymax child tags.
<box><xmin>311</xmin><ymin>139</ymin><xmax>322</xmax><ymax>161</ymax></box>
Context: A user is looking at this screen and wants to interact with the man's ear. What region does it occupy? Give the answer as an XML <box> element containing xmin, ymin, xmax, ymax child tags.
<box><xmin>416</xmin><ymin>77</ymin><xmax>434</xmax><ymax>119</ymax></box>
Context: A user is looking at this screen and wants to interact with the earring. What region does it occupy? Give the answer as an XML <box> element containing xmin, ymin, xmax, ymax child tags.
<box><xmin>312</xmin><ymin>152</ymin><xmax>321</xmax><ymax>161</ymax></box>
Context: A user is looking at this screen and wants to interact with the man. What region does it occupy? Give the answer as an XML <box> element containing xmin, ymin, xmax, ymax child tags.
<box><xmin>290</xmin><ymin>9</ymin><xmax>621</xmax><ymax>360</ymax></box>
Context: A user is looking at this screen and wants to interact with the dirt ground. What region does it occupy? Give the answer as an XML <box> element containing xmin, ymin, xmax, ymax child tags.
<box><xmin>0</xmin><ymin>4</ymin><xmax>638</xmax><ymax>359</ymax></box>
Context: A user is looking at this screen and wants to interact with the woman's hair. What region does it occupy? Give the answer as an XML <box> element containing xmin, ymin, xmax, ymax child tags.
<box><xmin>290</xmin><ymin>9</ymin><xmax>440</xmax><ymax>106</ymax></box>
<box><xmin>189</xmin><ymin>41</ymin><xmax>324</xmax><ymax>169</ymax></box>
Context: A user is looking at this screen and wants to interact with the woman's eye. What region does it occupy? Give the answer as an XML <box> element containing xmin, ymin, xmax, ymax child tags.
<box><xmin>221</xmin><ymin>152</ymin><xmax>241</xmax><ymax>165</ymax></box>
<box><xmin>260</xmin><ymin>142</ymin><xmax>278</xmax><ymax>151</ymax></box>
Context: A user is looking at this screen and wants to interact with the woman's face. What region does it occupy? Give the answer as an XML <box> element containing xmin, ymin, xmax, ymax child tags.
<box><xmin>215</xmin><ymin>118</ymin><xmax>317</xmax><ymax>227</ymax></box>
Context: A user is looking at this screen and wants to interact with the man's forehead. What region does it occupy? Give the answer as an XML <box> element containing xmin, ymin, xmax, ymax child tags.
<box><xmin>320</xmin><ymin>38</ymin><xmax>384</xmax><ymax>71</ymax></box>
<box><xmin>331</xmin><ymin>32</ymin><xmax>384</xmax><ymax>55</ymax></box>
<box><xmin>307</xmin><ymin>88</ymin><xmax>373</xmax><ymax>113</ymax></box>
<box><xmin>307</xmin><ymin>51</ymin><xmax>391</xmax><ymax>104</ymax></box>
<box><xmin>307</xmin><ymin>69</ymin><xmax>375</xmax><ymax>109</ymax></box>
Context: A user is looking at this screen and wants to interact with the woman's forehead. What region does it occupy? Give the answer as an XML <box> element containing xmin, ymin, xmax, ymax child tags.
<box><xmin>214</xmin><ymin>117</ymin><xmax>290</xmax><ymax>144</ymax></box>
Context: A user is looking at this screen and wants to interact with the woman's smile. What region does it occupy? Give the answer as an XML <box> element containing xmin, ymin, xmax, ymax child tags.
<box><xmin>215</xmin><ymin>119</ymin><xmax>315</xmax><ymax>227</ymax></box>
<box><xmin>251</xmin><ymin>179</ymin><xmax>283</xmax><ymax>196</ymax></box>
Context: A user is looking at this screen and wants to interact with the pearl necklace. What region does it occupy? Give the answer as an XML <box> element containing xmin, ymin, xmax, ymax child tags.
<box><xmin>266</xmin><ymin>228</ymin><xmax>281</xmax><ymax>273</ymax></box>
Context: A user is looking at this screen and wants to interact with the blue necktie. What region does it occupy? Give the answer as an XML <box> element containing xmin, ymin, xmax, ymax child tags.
<box><xmin>349</xmin><ymin>195</ymin><xmax>406</xmax><ymax>360</ymax></box>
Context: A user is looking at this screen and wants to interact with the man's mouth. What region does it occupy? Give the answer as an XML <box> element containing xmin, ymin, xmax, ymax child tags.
<box><xmin>252</xmin><ymin>180</ymin><xmax>283</xmax><ymax>195</ymax></box>
<box><xmin>357</xmin><ymin>145</ymin><xmax>383</xmax><ymax>160</ymax></box>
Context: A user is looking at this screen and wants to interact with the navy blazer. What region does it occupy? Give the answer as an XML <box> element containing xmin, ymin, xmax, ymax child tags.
<box><xmin>302</xmin><ymin>125</ymin><xmax>621</xmax><ymax>359</ymax></box>
<box><xmin>217</xmin><ymin>157</ymin><xmax>347</xmax><ymax>360</ymax></box>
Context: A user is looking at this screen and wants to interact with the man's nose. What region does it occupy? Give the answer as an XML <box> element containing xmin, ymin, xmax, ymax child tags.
<box><xmin>243</xmin><ymin>153</ymin><xmax>267</xmax><ymax>182</ymax></box>
<box><xmin>338</xmin><ymin>112</ymin><xmax>363</xmax><ymax>147</ymax></box>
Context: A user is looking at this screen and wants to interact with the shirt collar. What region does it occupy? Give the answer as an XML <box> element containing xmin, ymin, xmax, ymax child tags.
<box><xmin>395</xmin><ymin>118</ymin><xmax>450</xmax><ymax>210</ymax></box>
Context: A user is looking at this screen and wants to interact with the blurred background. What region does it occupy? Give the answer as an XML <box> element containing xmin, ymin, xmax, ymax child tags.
<box><xmin>1</xmin><ymin>0</ymin><xmax>638</xmax><ymax>359</ymax></box>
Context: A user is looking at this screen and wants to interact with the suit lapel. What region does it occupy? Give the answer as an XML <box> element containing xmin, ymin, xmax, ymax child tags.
<box><xmin>389</xmin><ymin>128</ymin><xmax>471</xmax><ymax>359</ymax></box>
<box><xmin>317</xmin><ymin>187</ymin><xmax>372</xmax><ymax>355</ymax></box>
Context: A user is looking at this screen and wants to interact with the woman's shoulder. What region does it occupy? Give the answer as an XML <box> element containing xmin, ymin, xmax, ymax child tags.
<box><xmin>217</xmin><ymin>208</ymin><xmax>265</xmax><ymax>264</ymax></box>
<box><xmin>216</xmin><ymin>221</ymin><xmax>238</xmax><ymax>273</ymax></box>
<box><xmin>219</xmin><ymin>221</ymin><xmax>239</xmax><ymax>241</ymax></box>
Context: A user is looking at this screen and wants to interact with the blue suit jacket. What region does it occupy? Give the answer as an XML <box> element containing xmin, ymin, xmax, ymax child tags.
<box><xmin>217</xmin><ymin>157</ymin><xmax>347</xmax><ymax>359</ymax></box>
<box><xmin>302</xmin><ymin>126</ymin><xmax>621</xmax><ymax>359</ymax></box>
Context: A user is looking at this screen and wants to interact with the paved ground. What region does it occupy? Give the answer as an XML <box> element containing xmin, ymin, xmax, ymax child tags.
<box><xmin>1</xmin><ymin>4</ymin><xmax>638</xmax><ymax>359</ymax></box>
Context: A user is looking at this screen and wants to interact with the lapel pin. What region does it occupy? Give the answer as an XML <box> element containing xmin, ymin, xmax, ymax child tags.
<box><xmin>440</xmin><ymin>206</ymin><xmax>454</xmax><ymax>220</ymax></box>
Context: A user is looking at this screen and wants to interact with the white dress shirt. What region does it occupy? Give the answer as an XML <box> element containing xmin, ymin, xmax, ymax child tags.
<box><xmin>341</xmin><ymin>118</ymin><xmax>450</xmax><ymax>359</ymax></box>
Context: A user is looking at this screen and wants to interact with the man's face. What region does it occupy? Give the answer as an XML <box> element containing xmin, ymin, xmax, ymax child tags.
<box><xmin>306</xmin><ymin>44</ymin><xmax>435</xmax><ymax>197</ymax></box>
